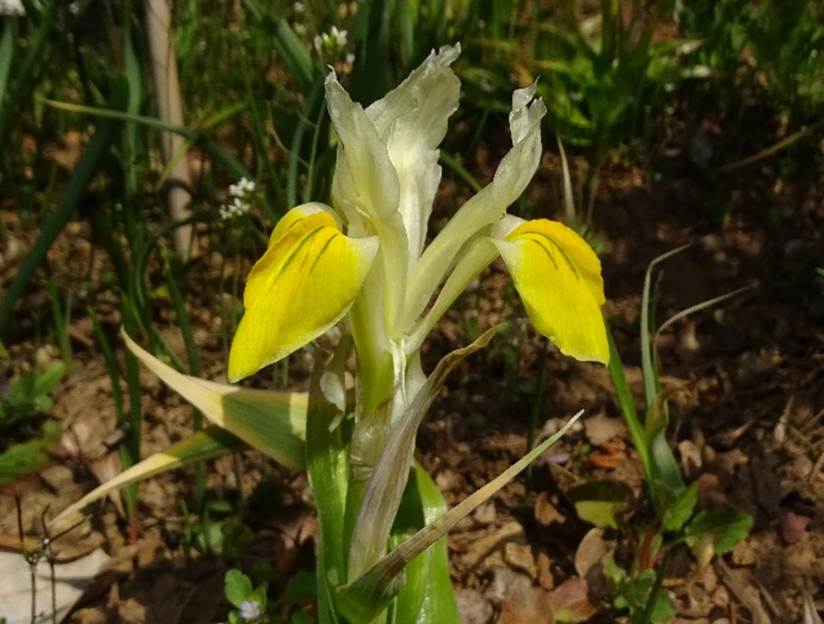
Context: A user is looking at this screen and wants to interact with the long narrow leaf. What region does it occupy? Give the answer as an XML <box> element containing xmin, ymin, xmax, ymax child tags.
<box><xmin>0</xmin><ymin>78</ymin><xmax>128</xmax><ymax>333</ymax></box>
<box><xmin>273</xmin><ymin>19</ymin><xmax>315</xmax><ymax>93</ymax></box>
<box><xmin>605</xmin><ymin>324</ymin><xmax>652</xmax><ymax>488</ymax></box>
<box><xmin>0</xmin><ymin>1</ymin><xmax>57</xmax><ymax>144</ymax></box>
<box><xmin>40</xmin><ymin>98</ymin><xmax>251</xmax><ymax>180</ymax></box>
<box><xmin>306</xmin><ymin>340</ymin><xmax>352</xmax><ymax>624</ymax></box>
<box><xmin>391</xmin><ymin>464</ymin><xmax>459</xmax><ymax>624</ymax></box>
<box><xmin>121</xmin><ymin>330</ymin><xmax>307</xmax><ymax>470</ymax></box>
<box><xmin>556</xmin><ymin>134</ymin><xmax>576</xmax><ymax>224</ymax></box>
<box><xmin>348</xmin><ymin>326</ymin><xmax>503</xmax><ymax>581</ymax></box>
<box><xmin>51</xmin><ymin>426</ymin><xmax>243</xmax><ymax>529</ymax></box>
<box><xmin>0</xmin><ymin>21</ymin><xmax>15</xmax><ymax>111</ymax></box>
<box><xmin>337</xmin><ymin>410</ymin><xmax>584</xmax><ymax>622</ymax></box>
<box><xmin>640</xmin><ymin>245</ymin><xmax>690</xmax><ymax>407</ymax></box>
<box><xmin>655</xmin><ymin>286</ymin><xmax>751</xmax><ymax>338</ymax></box>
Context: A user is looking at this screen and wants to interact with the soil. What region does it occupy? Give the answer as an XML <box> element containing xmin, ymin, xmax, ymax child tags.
<box><xmin>1</xmin><ymin>120</ymin><xmax>823</xmax><ymax>623</ymax></box>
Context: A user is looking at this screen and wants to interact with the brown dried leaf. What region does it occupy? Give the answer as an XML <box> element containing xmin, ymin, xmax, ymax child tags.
<box><xmin>574</xmin><ymin>528</ymin><xmax>613</xmax><ymax>579</ymax></box>
<box><xmin>534</xmin><ymin>492</ymin><xmax>566</xmax><ymax>527</ymax></box>
<box><xmin>548</xmin><ymin>577</ymin><xmax>597</xmax><ymax>623</ymax></box>
<box><xmin>583</xmin><ymin>414</ymin><xmax>627</xmax><ymax>446</ymax></box>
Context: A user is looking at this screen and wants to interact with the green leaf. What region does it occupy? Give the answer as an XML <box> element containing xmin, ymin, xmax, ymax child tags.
<box><xmin>0</xmin><ymin>21</ymin><xmax>15</xmax><ymax>110</ymax></box>
<box><xmin>391</xmin><ymin>464</ymin><xmax>459</xmax><ymax>624</ymax></box>
<box><xmin>686</xmin><ymin>507</ymin><xmax>753</xmax><ymax>555</ymax></box>
<box><xmin>0</xmin><ymin>420</ymin><xmax>62</xmax><ymax>487</ymax></box>
<box><xmin>646</xmin><ymin>588</ymin><xmax>676</xmax><ymax>623</ymax></box>
<box><xmin>602</xmin><ymin>554</ymin><xmax>626</xmax><ymax>586</ymax></box>
<box><xmin>306</xmin><ymin>340</ymin><xmax>352</xmax><ymax>624</ymax></box>
<box><xmin>6</xmin><ymin>363</ymin><xmax>64</xmax><ymax>411</ymax></box>
<box><xmin>272</xmin><ymin>18</ymin><xmax>316</xmax><ymax>92</ymax></box>
<box><xmin>51</xmin><ymin>426</ymin><xmax>244</xmax><ymax>530</ymax></box>
<box><xmin>225</xmin><ymin>569</ymin><xmax>254</xmax><ymax>608</ymax></box>
<box><xmin>649</xmin><ymin>429</ymin><xmax>685</xmax><ymax>493</ymax></box>
<box><xmin>661</xmin><ymin>482</ymin><xmax>698</xmax><ymax>533</ymax></box>
<box><xmin>282</xmin><ymin>570</ymin><xmax>317</xmax><ymax>606</ymax></box>
<box><xmin>622</xmin><ymin>568</ymin><xmax>676</xmax><ymax>624</ymax></box>
<box><xmin>336</xmin><ymin>410</ymin><xmax>584</xmax><ymax>622</ymax></box>
<box><xmin>569</xmin><ymin>480</ymin><xmax>634</xmax><ymax>529</ymax></box>
<box><xmin>605</xmin><ymin>326</ymin><xmax>653</xmax><ymax>493</ymax></box>
<box><xmin>640</xmin><ymin>245</ymin><xmax>690</xmax><ymax>411</ymax></box>
<box><xmin>0</xmin><ymin>76</ymin><xmax>128</xmax><ymax>334</ymax></box>
<box><xmin>348</xmin><ymin>326</ymin><xmax>503</xmax><ymax>581</ymax></box>
<box><xmin>122</xmin><ymin>330</ymin><xmax>307</xmax><ymax>470</ymax></box>
<box><xmin>31</xmin><ymin>361</ymin><xmax>67</xmax><ymax>397</ymax></box>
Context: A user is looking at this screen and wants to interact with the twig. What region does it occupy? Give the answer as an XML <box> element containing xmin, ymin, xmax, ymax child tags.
<box><xmin>718</xmin><ymin>118</ymin><xmax>824</xmax><ymax>174</ymax></box>
<box><xmin>716</xmin><ymin>558</ymin><xmax>771</xmax><ymax>624</ymax></box>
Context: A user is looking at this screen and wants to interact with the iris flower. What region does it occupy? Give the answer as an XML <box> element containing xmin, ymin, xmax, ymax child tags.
<box><xmin>227</xmin><ymin>44</ymin><xmax>608</xmax><ymax>578</ymax></box>
<box><xmin>228</xmin><ymin>44</ymin><xmax>607</xmax><ymax>382</ymax></box>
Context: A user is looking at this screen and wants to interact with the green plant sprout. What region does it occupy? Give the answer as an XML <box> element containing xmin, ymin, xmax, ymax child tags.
<box><xmin>597</xmin><ymin>247</ymin><xmax>752</xmax><ymax>623</ymax></box>
<box><xmin>0</xmin><ymin>361</ymin><xmax>65</xmax><ymax>488</ymax></box>
<box><xmin>52</xmin><ymin>45</ymin><xmax>610</xmax><ymax>623</ymax></box>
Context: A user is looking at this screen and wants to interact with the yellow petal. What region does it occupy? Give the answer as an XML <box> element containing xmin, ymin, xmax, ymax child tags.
<box><xmin>494</xmin><ymin>219</ymin><xmax>609</xmax><ymax>364</ymax></box>
<box><xmin>228</xmin><ymin>204</ymin><xmax>378</xmax><ymax>381</ymax></box>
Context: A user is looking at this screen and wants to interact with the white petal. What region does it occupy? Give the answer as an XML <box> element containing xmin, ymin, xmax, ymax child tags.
<box><xmin>326</xmin><ymin>72</ymin><xmax>400</xmax><ymax>223</ymax></box>
<box><xmin>326</xmin><ymin>71</ymin><xmax>410</xmax><ymax>333</ymax></box>
<box><xmin>366</xmin><ymin>44</ymin><xmax>461</xmax><ymax>264</ymax></box>
<box><xmin>404</xmin><ymin>85</ymin><xmax>547</xmax><ymax>329</ymax></box>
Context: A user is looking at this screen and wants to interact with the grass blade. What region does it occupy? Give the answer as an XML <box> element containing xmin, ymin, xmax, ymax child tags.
<box><xmin>640</xmin><ymin>244</ymin><xmax>690</xmax><ymax>408</ymax></box>
<box><xmin>655</xmin><ymin>286</ymin><xmax>752</xmax><ymax>338</ymax></box>
<box><xmin>0</xmin><ymin>20</ymin><xmax>15</xmax><ymax>110</ymax></box>
<box><xmin>0</xmin><ymin>77</ymin><xmax>128</xmax><ymax>334</ymax></box>
<box><xmin>606</xmin><ymin>324</ymin><xmax>653</xmax><ymax>491</ymax></box>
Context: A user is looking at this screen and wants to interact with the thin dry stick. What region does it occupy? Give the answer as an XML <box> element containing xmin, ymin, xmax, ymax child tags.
<box><xmin>718</xmin><ymin>118</ymin><xmax>824</xmax><ymax>174</ymax></box>
<box><xmin>144</xmin><ymin>0</ymin><xmax>193</xmax><ymax>258</ymax></box>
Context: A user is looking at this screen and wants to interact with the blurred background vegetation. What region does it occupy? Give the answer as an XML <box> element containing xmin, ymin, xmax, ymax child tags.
<box><xmin>2</xmin><ymin>0</ymin><xmax>823</xmax><ymax>509</ymax></box>
<box><xmin>0</xmin><ymin>0</ymin><xmax>822</xmax><ymax>617</ymax></box>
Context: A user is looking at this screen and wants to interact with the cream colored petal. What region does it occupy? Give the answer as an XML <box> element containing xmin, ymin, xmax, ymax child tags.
<box><xmin>326</xmin><ymin>72</ymin><xmax>400</xmax><ymax>224</ymax></box>
<box><xmin>366</xmin><ymin>44</ymin><xmax>461</xmax><ymax>262</ymax></box>
<box><xmin>404</xmin><ymin>83</ymin><xmax>547</xmax><ymax>329</ymax></box>
<box><xmin>326</xmin><ymin>72</ymin><xmax>409</xmax><ymax>334</ymax></box>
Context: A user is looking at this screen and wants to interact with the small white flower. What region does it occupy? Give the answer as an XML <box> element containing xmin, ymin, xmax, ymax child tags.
<box><xmin>345</xmin><ymin>52</ymin><xmax>356</xmax><ymax>65</ymax></box>
<box><xmin>314</xmin><ymin>34</ymin><xmax>323</xmax><ymax>52</ymax></box>
<box><xmin>294</xmin><ymin>22</ymin><xmax>307</xmax><ymax>36</ymax></box>
<box><xmin>221</xmin><ymin>178</ymin><xmax>255</xmax><ymax>220</ymax></box>
<box><xmin>330</xmin><ymin>26</ymin><xmax>348</xmax><ymax>47</ymax></box>
<box><xmin>293</xmin><ymin>1</ymin><xmax>305</xmax><ymax>13</ymax></box>
<box><xmin>238</xmin><ymin>599</ymin><xmax>261</xmax><ymax>622</ymax></box>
